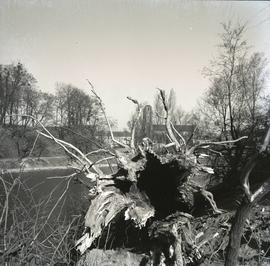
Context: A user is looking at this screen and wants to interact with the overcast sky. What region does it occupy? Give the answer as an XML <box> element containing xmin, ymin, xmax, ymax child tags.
<box><xmin>0</xmin><ymin>0</ymin><xmax>270</xmax><ymax>129</ymax></box>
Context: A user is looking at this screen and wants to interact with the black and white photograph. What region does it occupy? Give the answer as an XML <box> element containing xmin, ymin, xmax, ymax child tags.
<box><xmin>0</xmin><ymin>1</ymin><xmax>270</xmax><ymax>265</ymax></box>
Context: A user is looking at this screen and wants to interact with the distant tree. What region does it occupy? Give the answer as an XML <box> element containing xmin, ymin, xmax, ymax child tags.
<box><xmin>201</xmin><ymin>22</ymin><xmax>268</xmax><ymax>140</ymax></box>
<box><xmin>54</xmin><ymin>83</ymin><xmax>108</xmax><ymax>151</ymax></box>
<box><xmin>34</xmin><ymin>91</ymin><xmax>55</xmax><ymax>124</ymax></box>
<box><xmin>55</xmin><ymin>83</ymin><xmax>102</xmax><ymax>128</ymax></box>
<box><xmin>236</xmin><ymin>52</ymin><xmax>268</xmax><ymax>131</ymax></box>
<box><xmin>0</xmin><ymin>62</ymin><xmax>55</xmax><ymax>127</ymax></box>
<box><xmin>0</xmin><ymin>62</ymin><xmax>36</xmax><ymax>125</ymax></box>
<box><xmin>196</xmin><ymin>22</ymin><xmax>270</xmax><ymax>192</ymax></box>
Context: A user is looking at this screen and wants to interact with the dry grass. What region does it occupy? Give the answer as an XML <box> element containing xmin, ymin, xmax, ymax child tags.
<box><xmin>0</xmin><ymin>170</ymin><xmax>85</xmax><ymax>265</ymax></box>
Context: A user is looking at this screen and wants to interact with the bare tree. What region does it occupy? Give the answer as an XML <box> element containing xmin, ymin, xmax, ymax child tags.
<box><xmin>54</xmin><ymin>83</ymin><xmax>103</xmax><ymax>128</ymax></box>
<box><xmin>0</xmin><ymin>63</ymin><xmax>36</xmax><ymax>125</ymax></box>
<box><xmin>201</xmin><ymin>22</ymin><xmax>267</xmax><ymax>141</ymax></box>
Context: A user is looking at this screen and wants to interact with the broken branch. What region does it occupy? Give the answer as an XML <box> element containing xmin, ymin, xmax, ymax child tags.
<box><xmin>127</xmin><ymin>96</ymin><xmax>143</xmax><ymax>150</ymax></box>
<box><xmin>170</xmin><ymin>121</ymin><xmax>186</xmax><ymax>149</ymax></box>
<box><xmin>157</xmin><ymin>88</ymin><xmax>181</xmax><ymax>151</ymax></box>
<box><xmin>187</xmin><ymin>136</ymin><xmax>248</xmax><ymax>155</ymax></box>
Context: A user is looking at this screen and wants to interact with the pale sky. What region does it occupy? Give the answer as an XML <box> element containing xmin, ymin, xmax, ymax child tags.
<box><xmin>0</xmin><ymin>0</ymin><xmax>270</xmax><ymax>129</ymax></box>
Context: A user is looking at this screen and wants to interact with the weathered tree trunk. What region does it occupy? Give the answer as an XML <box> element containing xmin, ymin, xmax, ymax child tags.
<box><xmin>226</xmin><ymin>127</ymin><xmax>270</xmax><ymax>265</ymax></box>
<box><xmin>225</xmin><ymin>200</ymin><xmax>252</xmax><ymax>266</ymax></box>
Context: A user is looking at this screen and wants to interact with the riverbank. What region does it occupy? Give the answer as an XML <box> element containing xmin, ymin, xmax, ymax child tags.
<box><xmin>0</xmin><ymin>156</ymin><xmax>117</xmax><ymax>174</ymax></box>
<box><xmin>0</xmin><ymin>156</ymin><xmax>73</xmax><ymax>172</ymax></box>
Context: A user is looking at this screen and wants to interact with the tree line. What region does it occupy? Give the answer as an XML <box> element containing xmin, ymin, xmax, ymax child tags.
<box><xmin>0</xmin><ymin>65</ymin><xmax>110</xmax><ymax>157</ymax></box>
<box><xmin>201</xmin><ymin>22</ymin><xmax>269</xmax><ymax>141</ymax></box>
<box><xmin>0</xmin><ymin>64</ymin><xmax>105</xmax><ymax>131</ymax></box>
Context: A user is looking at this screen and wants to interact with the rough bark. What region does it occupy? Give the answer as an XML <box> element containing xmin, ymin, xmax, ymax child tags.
<box><xmin>225</xmin><ymin>126</ymin><xmax>270</xmax><ymax>266</ymax></box>
<box><xmin>225</xmin><ymin>200</ymin><xmax>252</xmax><ymax>266</ymax></box>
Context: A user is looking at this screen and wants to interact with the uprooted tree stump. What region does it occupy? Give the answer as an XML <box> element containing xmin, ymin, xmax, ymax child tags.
<box><xmin>74</xmin><ymin>88</ymin><xmax>247</xmax><ymax>265</ymax></box>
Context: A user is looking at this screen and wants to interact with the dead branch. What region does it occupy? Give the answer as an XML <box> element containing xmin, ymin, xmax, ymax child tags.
<box><xmin>157</xmin><ymin>88</ymin><xmax>181</xmax><ymax>151</ymax></box>
<box><xmin>164</xmin><ymin>142</ymin><xmax>176</xmax><ymax>148</ymax></box>
<box><xmin>187</xmin><ymin>136</ymin><xmax>248</xmax><ymax>155</ymax></box>
<box><xmin>251</xmin><ymin>176</ymin><xmax>270</xmax><ymax>202</ymax></box>
<box><xmin>202</xmin><ymin>148</ymin><xmax>223</xmax><ymax>157</ymax></box>
<box><xmin>37</xmin><ymin>131</ymin><xmax>88</xmax><ymax>169</ymax></box>
<box><xmin>87</xmin><ymin>80</ymin><xmax>129</xmax><ymax>149</ymax></box>
<box><xmin>37</xmin><ymin>130</ymin><xmax>103</xmax><ymax>176</ymax></box>
<box><xmin>89</xmin><ymin>156</ymin><xmax>115</xmax><ymax>168</ymax></box>
<box><xmin>127</xmin><ymin>96</ymin><xmax>143</xmax><ymax>150</ymax></box>
<box><xmin>170</xmin><ymin>121</ymin><xmax>186</xmax><ymax>149</ymax></box>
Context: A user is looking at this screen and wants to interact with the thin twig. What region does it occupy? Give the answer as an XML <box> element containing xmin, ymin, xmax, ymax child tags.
<box><xmin>31</xmin><ymin>176</ymin><xmax>73</xmax><ymax>244</ymax></box>
<box><xmin>87</xmin><ymin>79</ymin><xmax>129</xmax><ymax>149</ymax></box>
<box><xmin>50</xmin><ymin>217</ymin><xmax>77</xmax><ymax>264</ymax></box>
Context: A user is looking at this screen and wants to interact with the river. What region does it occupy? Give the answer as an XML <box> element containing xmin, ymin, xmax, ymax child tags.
<box><xmin>1</xmin><ymin>167</ymin><xmax>99</xmax><ymax>224</ymax></box>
